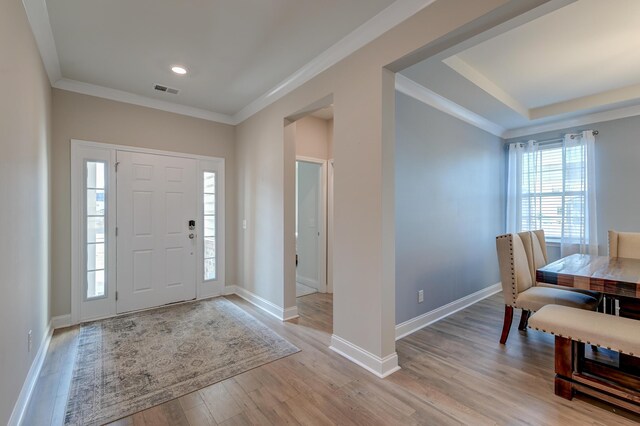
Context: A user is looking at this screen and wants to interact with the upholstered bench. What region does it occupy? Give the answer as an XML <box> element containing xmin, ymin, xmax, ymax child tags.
<box><xmin>529</xmin><ymin>305</ymin><xmax>640</xmax><ymax>414</ymax></box>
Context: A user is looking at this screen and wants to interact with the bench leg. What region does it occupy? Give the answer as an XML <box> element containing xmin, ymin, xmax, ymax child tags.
<box><xmin>499</xmin><ymin>306</ymin><xmax>513</xmax><ymax>344</ymax></box>
<box><xmin>555</xmin><ymin>376</ymin><xmax>573</xmax><ymax>400</ymax></box>
<box><xmin>518</xmin><ymin>310</ymin><xmax>530</xmax><ymax>331</ymax></box>
<box><xmin>555</xmin><ymin>336</ymin><xmax>574</xmax><ymax>400</ymax></box>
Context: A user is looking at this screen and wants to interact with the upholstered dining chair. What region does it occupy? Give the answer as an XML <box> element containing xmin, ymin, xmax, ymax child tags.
<box><xmin>519</xmin><ymin>230</ymin><xmax>602</xmax><ymax>325</ymax></box>
<box><xmin>496</xmin><ymin>233</ymin><xmax>599</xmax><ymax>344</ymax></box>
<box><xmin>609</xmin><ymin>230</ymin><xmax>640</xmax><ymax>259</ymax></box>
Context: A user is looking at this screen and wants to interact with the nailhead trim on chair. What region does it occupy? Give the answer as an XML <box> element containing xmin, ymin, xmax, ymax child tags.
<box><xmin>509</xmin><ymin>236</ymin><xmax>516</xmax><ymax>298</ymax></box>
<box><xmin>528</xmin><ymin>325</ymin><xmax>633</xmax><ymax>355</ymax></box>
<box><xmin>496</xmin><ymin>234</ymin><xmax>519</xmax><ymax>305</ymax></box>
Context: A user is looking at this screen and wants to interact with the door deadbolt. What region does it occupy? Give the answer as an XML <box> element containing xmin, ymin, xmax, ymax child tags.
<box><xmin>188</xmin><ymin>233</ymin><xmax>195</xmax><ymax>239</ymax></box>
<box><xmin>188</xmin><ymin>220</ymin><xmax>196</xmax><ymax>230</ymax></box>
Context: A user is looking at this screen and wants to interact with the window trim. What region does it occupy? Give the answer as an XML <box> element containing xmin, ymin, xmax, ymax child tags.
<box><xmin>197</xmin><ymin>158</ymin><xmax>225</xmax><ymax>299</ymax></box>
<box><xmin>71</xmin><ymin>143</ymin><xmax>117</xmax><ymax>324</ymax></box>
<box><xmin>518</xmin><ymin>142</ymin><xmax>587</xmax><ymax>241</ymax></box>
<box><xmin>84</xmin><ymin>159</ymin><xmax>108</xmax><ymax>301</ymax></box>
<box><xmin>202</xmin><ymin>170</ymin><xmax>217</xmax><ymax>282</ymax></box>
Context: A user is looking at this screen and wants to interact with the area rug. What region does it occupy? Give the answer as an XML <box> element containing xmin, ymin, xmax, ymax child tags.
<box><xmin>64</xmin><ymin>297</ymin><xmax>299</xmax><ymax>426</ymax></box>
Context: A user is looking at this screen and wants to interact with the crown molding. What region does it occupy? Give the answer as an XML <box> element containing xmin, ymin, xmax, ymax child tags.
<box><xmin>20</xmin><ymin>0</ymin><xmax>235</xmax><ymax>126</ymax></box>
<box><xmin>397</xmin><ymin>71</ymin><xmax>640</xmax><ymax>140</ymax></box>
<box><xmin>395</xmin><ymin>74</ymin><xmax>506</xmax><ymax>137</ymax></box>
<box><xmin>54</xmin><ymin>79</ymin><xmax>235</xmax><ymax>125</ymax></box>
<box><xmin>232</xmin><ymin>0</ymin><xmax>438</xmax><ymax>124</ymax></box>
<box><xmin>503</xmin><ymin>103</ymin><xmax>640</xmax><ymax>139</ymax></box>
<box><xmin>28</xmin><ymin>0</ymin><xmax>638</xmax><ymax>136</ymax></box>
<box><xmin>21</xmin><ymin>0</ymin><xmax>61</xmax><ymax>84</ymax></box>
<box><xmin>530</xmin><ymin>83</ymin><xmax>640</xmax><ymax>120</ymax></box>
<box><xmin>25</xmin><ymin>0</ymin><xmax>439</xmax><ymax>126</ymax></box>
<box><xmin>443</xmin><ymin>55</ymin><xmax>529</xmax><ymax>119</ymax></box>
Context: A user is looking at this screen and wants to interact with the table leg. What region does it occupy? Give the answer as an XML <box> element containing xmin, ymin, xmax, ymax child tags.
<box><xmin>620</xmin><ymin>353</ymin><xmax>640</xmax><ymax>375</ymax></box>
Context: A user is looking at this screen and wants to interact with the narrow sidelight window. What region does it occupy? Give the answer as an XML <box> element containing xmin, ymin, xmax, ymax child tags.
<box><xmin>203</xmin><ymin>171</ymin><xmax>216</xmax><ymax>281</ymax></box>
<box><xmin>86</xmin><ymin>161</ymin><xmax>106</xmax><ymax>299</ymax></box>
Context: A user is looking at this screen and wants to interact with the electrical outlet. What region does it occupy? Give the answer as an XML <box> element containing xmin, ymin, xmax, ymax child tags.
<box><xmin>418</xmin><ymin>290</ymin><xmax>424</xmax><ymax>303</ymax></box>
<box><xmin>28</xmin><ymin>330</ymin><xmax>32</xmax><ymax>353</ymax></box>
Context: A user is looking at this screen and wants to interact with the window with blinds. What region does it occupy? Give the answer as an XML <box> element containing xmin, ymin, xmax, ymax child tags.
<box><xmin>521</xmin><ymin>142</ymin><xmax>586</xmax><ymax>240</ymax></box>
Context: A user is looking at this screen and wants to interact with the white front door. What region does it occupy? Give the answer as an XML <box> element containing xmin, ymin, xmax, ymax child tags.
<box><xmin>116</xmin><ymin>151</ymin><xmax>197</xmax><ymax>313</ymax></box>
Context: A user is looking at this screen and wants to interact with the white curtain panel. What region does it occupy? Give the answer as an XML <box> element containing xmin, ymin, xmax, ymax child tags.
<box><xmin>560</xmin><ymin>131</ymin><xmax>598</xmax><ymax>257</ymax></box>
<box><xmin>506</xmin><ymin>140</ymin><xmax>538</xmax><ymax>233</ymax></box>
<box><xmin>506</xmin><ymin>142</ymin><xmax>522</xmax><ymax>234</ymax></box>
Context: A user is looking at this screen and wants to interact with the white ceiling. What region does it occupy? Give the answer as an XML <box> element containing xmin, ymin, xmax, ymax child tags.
<box><xmin>401</xmin><ymin>0</ymin><xmax>640</xmax><ymax>135</ymax></box>
<box><xmin>44</xmin><ymin>0</ymin><xmax>395</xmax><ymax>117</ymax></box>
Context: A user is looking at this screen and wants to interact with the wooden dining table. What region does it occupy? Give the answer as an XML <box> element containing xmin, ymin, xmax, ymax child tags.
<box><xmin>537</xmin><ymin>253</ymin><xmax>640</xmax><ymax>318</ymax></box>
<box><xmin>536</xmin><ymin>253</ymin><xmax>640</xmax><ymax>412</ymax></box>
<box><xmin>536</xmin><ymin>253</ymin><xmax>640</xmax><ymax>298</ymax></box>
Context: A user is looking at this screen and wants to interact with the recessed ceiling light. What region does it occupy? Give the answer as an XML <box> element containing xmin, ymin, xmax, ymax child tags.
<box><xmin>171</xmin><ymin>66</ymin><xmax>187</xmax><ymax>75</ymax></box>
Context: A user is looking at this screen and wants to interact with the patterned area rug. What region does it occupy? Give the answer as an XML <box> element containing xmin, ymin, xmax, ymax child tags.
<box><xmin>64</xmin><ymin>297</ymin><xmax>299</xmax><ymax>426</ymax></box>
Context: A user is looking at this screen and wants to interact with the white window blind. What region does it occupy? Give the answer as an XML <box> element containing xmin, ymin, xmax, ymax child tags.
<box><xmin>521</xmin><ymin>142</ymin><xmax>586</xmax><ymax>240</ymax></box>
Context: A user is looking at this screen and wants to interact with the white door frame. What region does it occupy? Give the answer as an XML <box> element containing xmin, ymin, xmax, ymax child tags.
<box><xmin>327</xmin><ymin>158</ymin><xmax>334</xmax><ymax>294</ymax></box>
<box><xmin>295</xmin><ymin>155</ymin><xmax>328</xmax><ymax>293</ymax></box>
<box><xmin>71</xmin><ymin>139</ymin><xmax>225</xmax><ymax>324</ymax></box>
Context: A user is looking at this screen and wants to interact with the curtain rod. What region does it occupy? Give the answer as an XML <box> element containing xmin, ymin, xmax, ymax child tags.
<box><xmin>570</xmin><ymin>130</ymin><xmax>599</xmax><ymax>139</ymax></box>
<box><xmin>517</xmin><ymin>130</ymin><xmax>599</xmax><ymax>145</ymax></box>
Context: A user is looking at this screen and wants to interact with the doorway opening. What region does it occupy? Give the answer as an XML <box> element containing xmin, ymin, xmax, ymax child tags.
<box><xmin>286</xmin><ymin>104</ymin><xmax>334</xmax><ymax>332</ymax></box>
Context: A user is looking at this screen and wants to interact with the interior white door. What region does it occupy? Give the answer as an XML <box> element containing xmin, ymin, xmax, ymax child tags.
<box><xmin>296</xmin><ymin>161</ymin><xmax>324</xmax><ymax>292</ymax></box>
<box><xmin>116</xmin><ymin>151</ymin><xmax>197</xmax><ymax>313</ymax></box>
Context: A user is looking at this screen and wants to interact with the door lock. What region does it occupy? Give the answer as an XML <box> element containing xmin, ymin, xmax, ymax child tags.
<box><xmin>188</xmin><ymin>220</ymin><xmax>196</xmax><ymax>230</ymax></box>
<box><xmin>188</xmin><ymin>233</ymin><xmax>195</xmax><ymax>239</ymax></box>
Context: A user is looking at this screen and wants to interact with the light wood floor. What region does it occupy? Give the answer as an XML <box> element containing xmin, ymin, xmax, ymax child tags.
<box><xmin>23</xmin><ymin>293</ymin><xmax>640</xmax><ymax>425</ymax></box>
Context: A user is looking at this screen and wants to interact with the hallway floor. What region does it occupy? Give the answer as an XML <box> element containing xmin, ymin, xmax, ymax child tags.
<box><xmin>296</xmin><ymin>282</ymin><xmax>317</xmax><ymax>297</ymax></box>
<box><xmin>23</xmin><ymin>292</ymin><xmax>639</xmax><ymax>425</ymax></box>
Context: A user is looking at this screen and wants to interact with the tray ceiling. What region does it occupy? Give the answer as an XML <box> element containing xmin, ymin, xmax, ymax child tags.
<box><xmin>401</xmin><ymin>0</ymin><xmax>640</xmax><ymax>135</ymax></box>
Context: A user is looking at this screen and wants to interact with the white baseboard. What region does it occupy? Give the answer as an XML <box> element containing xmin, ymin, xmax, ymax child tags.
<box><xmin>223</xmin><ymin>285</ymin><xmax>237</xmax><ymax>296</ymax></box>
<box><xmin>230</xmin><ymin>285</ymin><xmax>299</xmax><ymax>321</ymax></box>
<box><xmin>197</xmin><ymin>283</ymin><xmax>225</xmax><ymax>300</ymax></box>
<box><xmin>282</xmin><ymin>306</ymin><xmax>299</xmax><ymax>321</ymax></box>
<box><xmin>296</xmin><ymin>275</ymin><xmax>319</xmax><ymax>289</ymax></box>
<box><xmin>395</xmin><ymin>282</ymin><xmax>502</xmax><ymax>340</ymax></box>
<box><xmin>8</xmin><ymin>322</ymin><xmax>53</xmax><ymax>426</ymax></box>
<box><xmin>51</xmin><ymin>314</ymin><xmax>72</xmax><ymax>329</ymax></box>
<box><xmin>330</xmin><ymin>334</ymin><xmax>400</xmax><ymax>378</ymax></box>
<box><xmin>53</xmin><ymin>286</ymin><xmax>297</xmax><ymax>328</ymax></box>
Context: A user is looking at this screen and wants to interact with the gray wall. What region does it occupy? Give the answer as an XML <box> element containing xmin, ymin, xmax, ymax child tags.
<box><xmin>0</xmin><ymin>0</ymin><xmax>52</xmax><ymax>422</ymax></box>
<box><xmin>505</xmin><ymin>114</ymin><xmax>640</xmax><ymax>262</ymax></box>
<box><xmin>395</xmin><ymin>92</ymin><xmax>504</xmax><ymax>324</ymax></box>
